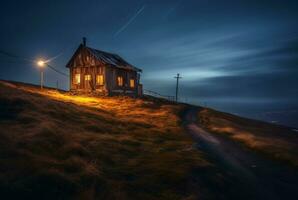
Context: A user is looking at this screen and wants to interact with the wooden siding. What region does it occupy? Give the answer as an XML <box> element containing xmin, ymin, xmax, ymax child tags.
<box><xmin>69</xmin><ymin>47</ymin><xmax>140</xmax><ymax>96</ymax></box>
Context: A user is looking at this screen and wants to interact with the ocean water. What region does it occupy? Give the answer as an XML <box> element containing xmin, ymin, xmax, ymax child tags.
<box><xmin>188</xmin><ymin>99</ymin><xmax>298</xmax><ymax>128</ymax></box>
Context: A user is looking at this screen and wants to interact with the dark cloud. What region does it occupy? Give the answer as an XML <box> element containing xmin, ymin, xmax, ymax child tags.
<box><xmin>182</xmin><ymin>72</ymin><xmax>297</xmax><ymax>99</ymax></box>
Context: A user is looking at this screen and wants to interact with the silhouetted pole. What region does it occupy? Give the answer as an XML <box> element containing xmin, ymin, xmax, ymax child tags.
<box><xmin>56</xmin><ymin>80</ymin><xmax>59</xmax><ymax>91</ymax></box>
<box><xmin>174</xmin><ymin>73</ymin><xmax>182</xmax><ymax>102</ymax></box>
<box><xmin>40</xmin><ymin>70</ymin><xmax>44</xmax><ymax>89</ymax></box>
<box><xmin>37</xmin><ymin>60</ymin><xmax>46</xmax><ymax>90</ymax></box>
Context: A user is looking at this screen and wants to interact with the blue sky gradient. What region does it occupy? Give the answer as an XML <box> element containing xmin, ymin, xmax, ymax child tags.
<box><xmin>0</xmin><ymin>0</ymin><xmax>297</xmax><ymax>126</ymax></box>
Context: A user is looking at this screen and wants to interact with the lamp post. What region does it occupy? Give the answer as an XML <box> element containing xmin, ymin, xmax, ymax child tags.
<box><xmin>37</xmin><ymin>60</ymin><xmax>45</xmax><ymax>89</ymax></box>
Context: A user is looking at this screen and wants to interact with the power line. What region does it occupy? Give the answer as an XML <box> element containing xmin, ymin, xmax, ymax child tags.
<box><xmin>0</xmin><ymin>50</ymin><xmax>32</xmax><ymax>63</ymax></box>
<box><xmin>45</xmin><ymin>43</ymin><xmax>78</xmax><ymax>63</ymax></box>
<box><xmin>0</xmin><ymin>50</ymin><xmax>18</xmax><ymax>58</ymax></box>
<box><xmin>47</xmin><ymin>64</ymin><xmax>69</xmax><ymax>77</ymax></box>
<box><xmin>0</xmin><ymin>49</ymin><xmax>69</xmax><ymax>77</ymax></box>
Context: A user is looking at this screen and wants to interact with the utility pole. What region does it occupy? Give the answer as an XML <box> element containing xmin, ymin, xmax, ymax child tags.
<box><xmin>56</xmin><ymin>80</ymin><xmax>59</xmax><ymax>91</ymax></box>
<box><xmin>174</xmin><ymin>73</ymin><xmax>182</xmax><ymax>102</ymax></box>
<box><xmin>37</xmin><ymin>60</ymin><xmax>45</xmax><ymax>90</ymax></box>
<box><xmin>40</xmin><ymin>69</ymin><xmax>44</xmax><ymax>89</ymax></box>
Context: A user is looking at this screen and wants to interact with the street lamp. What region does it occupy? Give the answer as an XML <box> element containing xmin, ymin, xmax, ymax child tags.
<box><xmin>37</xmin><ymin>60</ymin><xmax>45</xmax><ymax>67</ymax></box>
<box><xmin>37</xmin><ymin>59</ymin><xmax>46</xmax><ymax>89</ymax></box>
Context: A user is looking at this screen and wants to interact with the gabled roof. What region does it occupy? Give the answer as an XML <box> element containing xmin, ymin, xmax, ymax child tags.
<box><xmin>66</xmin><ymin>44</ymin><xmax>142</xmax><ymax>72</ymax></box>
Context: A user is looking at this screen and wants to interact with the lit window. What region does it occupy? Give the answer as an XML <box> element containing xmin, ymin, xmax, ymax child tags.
<box><xmin>74</xmin><ymin>74</ymin><xmax>80</xmax><ymax>84</ymax></box>
<box><xmin>117</xmin><ymin>76</ymin><xmax>123</xmax><ymax>86</ymax></box>
<box><xmin>96</xmin><ymin>75</ymin><xmax>104</xmax><ymax>85</ymax></box>
<box><xmin>130</xmin><ymin>79</ymin><xmax>135</xmax><ymax>88</ymax></box>
<box><xmin>85</xmin><ymin>74</ymin><xmax>91</xmax><ymax>81</ymax></box>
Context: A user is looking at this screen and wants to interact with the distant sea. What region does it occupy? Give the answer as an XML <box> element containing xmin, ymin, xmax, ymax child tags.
<box><xmin>189</xmin><ymin>99</ymin><xmax>298</xmax><ymax>128</ymax></box>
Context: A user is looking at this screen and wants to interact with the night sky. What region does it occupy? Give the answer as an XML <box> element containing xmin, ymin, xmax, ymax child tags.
<box><xmin>0</xmin><ymin>0</ymin><xmax>298</xmax><ymax>127</ymax></box>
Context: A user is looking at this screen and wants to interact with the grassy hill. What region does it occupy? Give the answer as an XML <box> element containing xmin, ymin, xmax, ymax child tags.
<box><xmin>0</xmin><ymin>80</ymin><xmax>210</xmax><ymax>199</ymax></box>
<box><xmin>197</xmin><ymin>108</ymin><xmax>298</xmax><ymax>166</ymax></box>
<box><xmin>0</xmin><ymin>80</ymin><xmax>297</xmax><ymax>199</ymax></box>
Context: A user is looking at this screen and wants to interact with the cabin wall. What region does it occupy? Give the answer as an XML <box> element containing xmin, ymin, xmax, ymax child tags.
<box><xmin>70</xmin><ymin>48</ymin><xmax>107</xmax><ymax>94</ymax></box>
<box><xmin>69</xmin><ymin>47</ymin><xmax>141</xmax><ymax>96</ymax></box>
<box><xmin>71</xmin><ymin>66</ymin><xmax>108</xmax><ymax>93</ymax></box>
<box><xmin>105</xmin><ymin>67</ymin><xmax>138</xmax><ymax>96</ymax></box>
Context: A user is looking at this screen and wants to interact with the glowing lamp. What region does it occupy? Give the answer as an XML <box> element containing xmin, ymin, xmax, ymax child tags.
<box><xmin>37</xmin><ymin>60</ymin><xmax>45</xmax><ymax>67</ymax></box>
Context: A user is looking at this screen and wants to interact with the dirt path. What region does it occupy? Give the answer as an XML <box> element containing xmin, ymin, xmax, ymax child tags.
<box><xmin>182</xmin><ymin>106</ymin><xmax>298</xmax><ymax>200</ymax></box>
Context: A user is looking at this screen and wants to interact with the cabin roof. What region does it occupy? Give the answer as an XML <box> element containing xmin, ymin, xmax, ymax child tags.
<box><xmin>66</xmin><ymin>44</ymin><xmax>142</xmax><ymax>72</ymax></box>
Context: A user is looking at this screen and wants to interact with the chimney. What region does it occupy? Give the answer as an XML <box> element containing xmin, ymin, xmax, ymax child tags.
<box><xmin>82</xmin><ymin>37</ymin><xmax>86</xmax><ymax>47</ymax></box>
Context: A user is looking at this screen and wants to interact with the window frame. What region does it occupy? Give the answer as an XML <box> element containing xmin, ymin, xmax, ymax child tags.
<box><xmin>96</xmin><ymin>74</ymin><xmax>104</xmax><ymax>85</ymax></box>
<box><xmin>129</xmin><ymin>78</ymin><xmax>135</xmax><ymax>88</ymax></box>
<box><xmin>74</xmin><ymin>74</ymin><xmax>81</xmax><ymax>84</ymax></box>
<box><xmin>85</xmin><ymin>74</ymin><xmax>91</xmax><ymax>81</ymax></box>
<box><xmin>117</xmin><ymin>76</ymin><xmax>124</xmax><ymax>87</ymax></box>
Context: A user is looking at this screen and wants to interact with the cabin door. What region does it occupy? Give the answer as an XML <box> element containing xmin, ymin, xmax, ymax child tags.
<box><xmin>84</xmin><ymin>74</ymin><xmax>91</xmax><ymax>90</ymax></box>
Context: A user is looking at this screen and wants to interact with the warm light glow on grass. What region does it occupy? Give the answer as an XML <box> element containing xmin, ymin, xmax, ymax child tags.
<box><xmin>15</xmin><ymin>84</ymin><xmax>178</xmax><ymax>130</ymax></box>
<box><xmin>0</xmin><ymin>80</ymin><xmax>212</xmax><ymax>199</ymax></box>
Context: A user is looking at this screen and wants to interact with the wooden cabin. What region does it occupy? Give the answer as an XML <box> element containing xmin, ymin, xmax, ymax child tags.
<box><xmin>66</xmin><ymin>38</ymin><xmax>142</xmax><ymax>96</ymax></box>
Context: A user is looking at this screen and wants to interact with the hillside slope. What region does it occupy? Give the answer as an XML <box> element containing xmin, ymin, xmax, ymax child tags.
<box><xmin>0</xmin><ymin>80</ymin><xmax>211</xmax><ymax>199</ymax></box>
<box><xmin>0</xmin><ymin>80</ymin><xmax>297</xmax><ymax>200</ymax></box>
<box><xmin>197</xmin><ymin>108</ymin><xmax>298</xmax><ymax>166</ymax></box>
<box><xmin>183</xmin><ymin>107</ymin><xmax>298</xmax><ymax>200</ymax></box>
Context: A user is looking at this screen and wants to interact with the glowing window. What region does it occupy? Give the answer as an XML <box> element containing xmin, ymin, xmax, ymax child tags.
<box><xmin>74</xmin><ymin>74</ymin><xmax>80</xmax><ymax>84</ymax></box>
<box><xmin>117</xmin><ymin>76</ymin><xmax>123</xmax><ymax>86</ymax></box>
<box><xmin>85</xmin><ymin>74</ymin><xmax>91</xmax><ymax>81</ymax></box>
<box><xmin>96</xmin><ymin>75</ymin><xmax>104</xmax><ymax>85</ymax></box>
<box><xmin>130</xmin><ymin>79</ymin><xmax>135</xmax><ymax>88</ymax></box>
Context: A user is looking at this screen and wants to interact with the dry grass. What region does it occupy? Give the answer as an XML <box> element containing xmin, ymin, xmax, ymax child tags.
<box><xmin>9</xmin><ymin>81</ymin><xmax>180</xmax><ymax>132</ymax></box>
<box><xmin>0</xmin><ymin>80</ymin><xmax>210</xmax><ymax>199</ymax></box>
<box><xmin>197</xmin><ymin>108</ymin><xmax>298</xmax><ymax>167</ymax></box>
